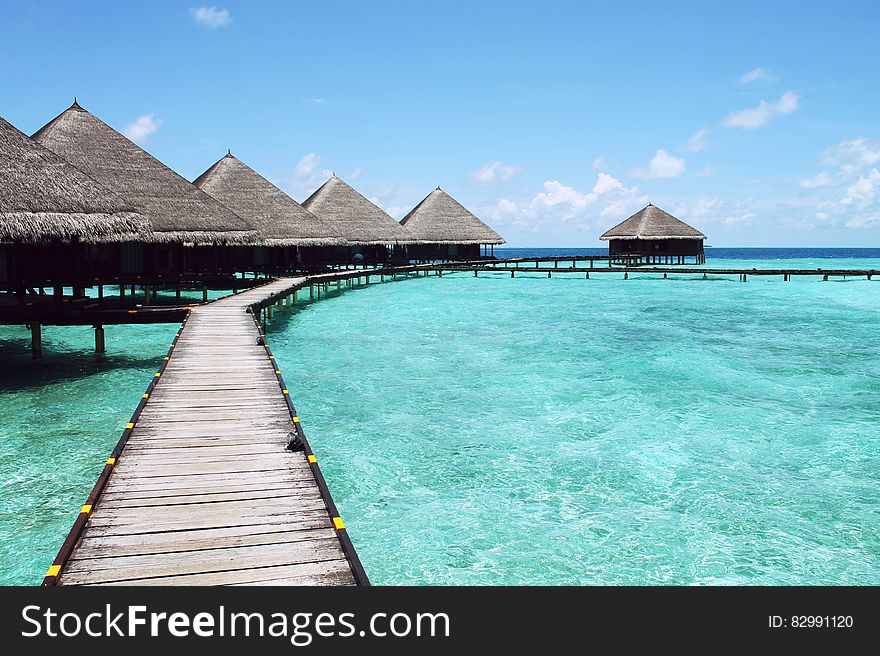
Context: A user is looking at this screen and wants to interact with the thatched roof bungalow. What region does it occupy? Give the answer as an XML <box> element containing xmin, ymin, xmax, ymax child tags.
<box><xmin>400</xmin><ymin>187</ymin><xmax>504</xmax><ymax>260</ymax></box>
<box><xmin>193</xmin><ymin>152</ymin><xmax>342</xmax><ymax>247</ymax></box>
<box><xmin>1</xmin><ymin>115</ymin><xmax>145</xmax><ymax>244</ymax></box>
<box><xmin>302</xmin><ymin>175</ymin><xmax>408</xmax><ymax>246</ymax></box>
<box><xmin>600</xmin><ymin>204</ymin><xmax>706</xmax><ymax>264</ymax></box>
<box><xmin>32</xmin><ymin>101</ymin><xmax>255</xmax><ymax>246</ymax></box>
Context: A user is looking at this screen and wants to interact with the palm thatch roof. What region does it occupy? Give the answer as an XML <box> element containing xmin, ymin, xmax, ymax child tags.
<box><xmin>193</xmin><ymin>152</ymin><xmax>343</xmax><ymax>247</ymax></box>
<box><xmin>599</xmin><ymin>204</ymin><xmax>706</xmax><ymax>240</ymax></box>
<box><xmin>301</xmin><ymin>175</ymin><xmax>410</xmax><ymax>245</ymax></box>
<box><xmin>400</xmin><ymin>187</ymin><xmax>505</xmax><ymax>245</ymax></box>
<box><xmin>32</xmin><ymin>101</ymin><xmax>256</xmax><ymax>245</ymax></box>
<box><xmin>1</xmin><ymin>115</ymin><xmax>147</xmax><ymax>244</ymax></box>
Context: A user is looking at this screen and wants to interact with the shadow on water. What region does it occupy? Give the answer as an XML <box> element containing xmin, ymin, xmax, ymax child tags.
<box><xmin>0</xmin><ymin>339</ymin><xmax>165</xmax><ymax>392</ymax></box>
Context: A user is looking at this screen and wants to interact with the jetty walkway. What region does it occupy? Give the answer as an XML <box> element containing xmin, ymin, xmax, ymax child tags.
<box><xmin>43</xmin><ymin>277</ymin><xmax>368</xmax><ymax>586</ymax></box>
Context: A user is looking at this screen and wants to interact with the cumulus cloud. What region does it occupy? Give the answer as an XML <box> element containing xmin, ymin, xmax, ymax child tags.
<box><xmin>841</xmin><ymin>169</ymin><xmax>880</xmax><ymax>207</ymax></box>
<box><xmin>191</xmin><ymin>6</ymin><xmax>231</xmax><ymax>28</ymax></box>
<box><xmin>723</xmin><ymin>91</ymin><xmax>799</xmax><ymax>129</ymax></box>
<box><xmin>471</xmin><ymin>161</ymin><xmax>521</xmax><ymax>184</ymax></box>
<box><xmin>527</xmin><ymin>173</ymin><xmax>645</xmax><ymax>222</ymax></box>
<box><xmin>821</xmin><ymin>138</ymin><xmax>880</xmax><ymax>175</ymax></box>
<box><xmin>630</xmin><ymin>150</ymin><xmax>686</xmax><ymax>179</ymax></box>
<box><xmin>123</xmin><ymin>114</ymin><xmax>162</xmax><ymax>144</ymax></box>
<box><xmin>799</xmin><ymin>172</ymin><xmax>834</xmax><ymax>189</ymax></box>
<box><xmin>739</xmin><ymin>67</ymin><xmax>778</xmax><ymax>85</ymax></box>
<box><xmin>683</xmin><ymin>128</ymin><xmax>710</xmax><ymax>153</ymax></box>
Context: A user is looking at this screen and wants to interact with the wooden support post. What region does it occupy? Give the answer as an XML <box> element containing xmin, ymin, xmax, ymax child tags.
<box><xmin>293</xmin><ymin>290</ymin><xmax>298</xmax><ymax>303</ymax></box>
<box><xmin>511</xmin><ymin>271</ymin><xmax>515</xmax><ymax>278</ymax></box>
<box><xmin>548</xmin><ymin>271</ymin><xmax>552</xmax><ymax>278</ymax></box>
<box><xmin>267</xmin><ymin>305</ymin><xmax>273</xmax><ymax>319</ymax></box>
<box><xmin>95</xmin><ymin>326</ymin><xmax>105</xmax><ymax>354</ymax></box>
<box><xmin>119</xmin><ymin>283</ymin><xmax>125</xmax><ymax>297</ymax></box>
<box><xmin>202</xmin><ymin>286</ymin><xmax>208</xmax><ymax>302</ymax></box>
<box><xmin>624</xmin><ymin>272</ymin><xmax>629</xmax><ymax>280</ymax></box>
<box><xmin>365</xmin><ymin>275</ymin><xmax>370</xmax><ymax>284</ymax></box>
<box><xmin>309</xmin><ymin>285</ymin><xmax>314</xmax><ymax>299</ymax></box>
<box><xmin>823</xmin><ymin>274</ymin><xmax>828</xmax><ymax>281</ymax></box>
<box><xmin>474</xmin><ymin>270</ymin><xmax>478</xmax><ymax>277</ymax></box>
<box><xmin>176</xmin><ymin>287</ymin><xmax>181</xmax><ymax>301</ymax></box>
<box><xmin>97</xmin><ymin>285</ymin><xmax>104</xmax><ymax>299</ymax></box>
<box><xmin>31</xmin><ymin>323</ymin><xmax>42</xmax><ymax>360</ymax></box>
<box><xmin>663</xmin><ymin>273</ymin><xmax>667</xmax><ymax>279</ymax></box>
<box><xmin>585</xmin><ymin>272</ymin><xmax>589</xmax><ymax>279</ymax></box>
<box><xmin>380</xmin><ymin>274</ymin><xmax>385</xmax><ymax>282</ymax></box>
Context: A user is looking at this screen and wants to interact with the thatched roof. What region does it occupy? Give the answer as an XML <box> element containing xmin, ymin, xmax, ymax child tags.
<box><xmin>599</xmin><ymin>204</ymin><xmax>706</xmax><ymax>240</ymax></box>
<box><xmin>400</xmin><ymin>187</ymin><xmax>505</xmax><ymax>245</ymax></box>
<box><xmin>301</xmin><ymin>175</ymin><xmax>410</xmax><ymax>245</ymax></box>
<box><xmin>193</xmin><ymin>152</ymin><xmax>343</xmax><ymax>247</ymax></box>
<box><xmin>32</xmin><ymin>101</ymin><xmax>256</xmax><ymax>245</ymax></box>
<box><xmin>0</xmin><ymin>115</ymin><xmax>147</xmax><ymax>244</ymax></box>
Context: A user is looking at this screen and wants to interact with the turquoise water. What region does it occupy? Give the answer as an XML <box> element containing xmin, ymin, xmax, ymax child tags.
<box><xmin>1</xmin><ymin>260</ymin><xmax>879</xmax><ymax>585</ymax></box>
<box><xmin>267</xmin><ymin>257</ymin><xmax>880</xmax><ymax>585</ymax></box>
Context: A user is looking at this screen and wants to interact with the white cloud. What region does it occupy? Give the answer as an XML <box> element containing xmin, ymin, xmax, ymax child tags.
<box><xmin>696</xmin><ymin>166</ymin><xmax>715</xmax><ymax>177</ymax></box>
<box><xmin>841</xmin><ymin>169</ymin><xmax>880</xmax><ymax>207</ymax></box>
<box><xmin>123</xmin><ymin>114</ymin><xmax>162</xmax><ymax>144</ymax></box>
<box><xmin>471</xmin><ymin>161</ymin><xmax>521</xmax><ymax>184</ymax></box>
<box><xmin>683</xmin><ymin>128</ymin><xmax>710</xmax><ymax>153</ymax></box>
<box><xmin>592</xmin><ymin>157</ymin><xmax>608</xmax><ymax>170</ymax></box>
<box><xmin>528</xmin><ymin>173</ymin><xmax>645</xmax><ymax>222</ymax></box>
<box><xmin>191</xmin><ymin>6</ymin><xmax>231</xmax><ymax>28</ymax></box>
<box><xmin>799</xmin><ymin>172</ymin><xmax>834</xmax><ymax>189</ymax></box>
<box><xmin>739</xmin><ymin>67</ymin><xmax>777</xmax><ymax>85</ymax></box>
<box><xmin>295</xmin><ymin>153</ymin><xmax>319</xmax><ymax>177</ymax></box>
<box><xmin>350</xmin><ymin>168</ymin><xmax>364</xmax><ymax>180</ymax></box>
<box><xmin>723</xmin><ymin>91</ymin><xmax>799</xmax><ymax>129</ymax></box>
<box><xmin>630</xmin><ymin>149</ymin><xmax>686</xmax><ymax>179</ymax></box>
<box><xmin>821</xmin><ymin>138</ymin><xmax>880</xmax><ymax>175</ymax></box>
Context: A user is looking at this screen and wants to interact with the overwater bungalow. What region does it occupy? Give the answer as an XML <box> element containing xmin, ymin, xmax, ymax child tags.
<box><xmin>399</xmin><ymin>187</ymin><xmax>505</xmax><ymax>261</ymax></box>
<box><xmin>599</xmin><ymin>204</ymin><xmax>706</xmax><ymax>264</ymax></box>
<box><xmin>0</xmin><ymin>115</ymin><xmax>147</xmax><ymax>297</ymax></box>
<box><xmin>193</xmin><ymin>151</ymin><xmax>343</xmax><ymax>273</ymax></box>
<box><xmin>302</xmin><ymin>175</ymin><xmax>410</xmax><ymax>265</ymax></box>
<box><xmin>32</xmin><ymin>101</ymin><xmax>256</xmax><ymax>280</ymax></box>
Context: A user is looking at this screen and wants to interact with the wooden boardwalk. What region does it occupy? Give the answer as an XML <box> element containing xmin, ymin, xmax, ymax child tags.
<box><xmin>44</xmin><ymin>278</ymin><xmax>367</xmax><ymax>586</ymax></box>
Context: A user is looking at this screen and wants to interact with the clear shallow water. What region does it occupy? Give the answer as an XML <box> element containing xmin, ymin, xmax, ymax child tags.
<box><xmin>0</xmin><ymin>256</ymin><xmax>878</xmax><ymax>585</ymax></box>
<box><xmin>267</xmin><ymin>254</ymin><xmax>880</xmax><ymax>585</ymax></box>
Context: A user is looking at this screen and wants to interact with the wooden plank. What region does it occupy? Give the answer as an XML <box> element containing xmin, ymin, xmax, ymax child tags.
<box><xmin>71</xmin><ymin>527</ymin><xmax>338</xmax><ymax>559</ymax></box>
<box><xmin>66</xmin><ymin>560</ymin><xmax>353</xmax><ymax>587</ymax></box>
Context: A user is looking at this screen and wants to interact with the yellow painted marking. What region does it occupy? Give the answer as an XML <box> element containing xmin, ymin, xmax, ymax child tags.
<box><xmin>80</xmin><ymin>504</ymin><xmax>92</xmax><ymax>514</ymax></box>
<box><xmin>282</xmin><ymin>389</ymin><xmax>289</xmax><ymax>394</ymax></box>
<box><xmin>268</xmin><ymin>355</ymin><xmax>275</xmax><ymax>359</ymax></box>
<box><xmin>143</xmin><ymin>393</ymin><xmax>149</xmax><ymax>399</ymax></box>
<box><xmin>126</xmin><ymin>423</ymin><xmax>135</xmax><ymax>429</ymax></box>
<box><xmin>127</xmin><ymin>310</ymin><xmax>138</xmax><ymax>314</ymax></box>
<box><xmin>175</xmin><ymin>333</ymin><xmax>179</xmax><ymax>337</ymax></box>
<box><xmin>332</xmin><ymin>517</ymin><xmax>346</xmax><ymax>530</ymax></box>
<box><xmin>46</xmin><ymin>565</ymin><xmax>61</xmax><ymax>577</ymax></box>
<box><xmin>292</xmin><ymin>416</ymin><xmax>300</xmax><ymax>423</ymax></box>
<box><xmin>307</xmin><ymin>455</ymin><xmax>317</xmax><ymax>464</ymax></box>
<box><xmin>106</xmin><ymin>457</ymin><xmax>116</xmax><ymax>465</ymax></box>
<box><xmin>154</xmin><ymin>372</ymin><xmax>161</xmax><ymax>377</ymax></box>
<box><xmin>163</xmin><ymin>356</ymin><xmax>170</xmax><ymax>361</ymax></box>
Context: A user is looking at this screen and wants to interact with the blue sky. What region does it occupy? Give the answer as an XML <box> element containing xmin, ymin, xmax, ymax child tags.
<box><xmin>4</xmin><ymin>1</ymin><xmax>880</xmax><ymax>246</ymax></box>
